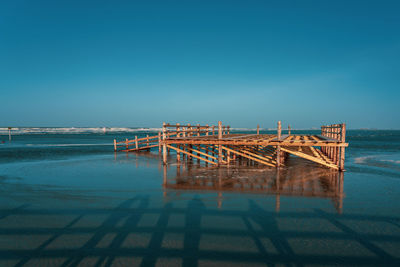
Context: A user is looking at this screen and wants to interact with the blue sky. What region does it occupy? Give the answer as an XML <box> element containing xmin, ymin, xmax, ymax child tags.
<box><xmin>1</xmin><ymin>0</ymin><xmax>399</xmax><ymax>128</ymax></box>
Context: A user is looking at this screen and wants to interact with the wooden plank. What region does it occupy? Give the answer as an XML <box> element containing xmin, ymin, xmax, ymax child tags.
<box><xmin>123</xmin><ymin>144</ymin><xmax>159</xmax><ymax>152</ymax></box>
<box><xmin>167</xmin><ymin>145</ymin><xmax>217</xmax><ymax>165</ymax></box>
<box><xmin>218</xmin><ymin>121</ymin><xmax>222</xmax><ymax>164</ymax></box>
<box><xmin>220</xmin><ymin>146</ymin><xmax>276</xmax><ymax>167</ymax></box>
<box><xmin>186</xmin><ymin>146</ymin><xmax>219</xmax><ymax>161</ymax></box>
<box><xmin>164</xmin><ymin>139</ymin><xmax>348</xmax><ymax>147</ymax></box>
<box><xmin>240</xmin><ymin>148</ymin><xmax>278</xmax><ymax>165</ymax></box>
<box><xmin>281</xmin><ymin>147</ymin><xmax>338</xmax><ymax>170</ymax></box>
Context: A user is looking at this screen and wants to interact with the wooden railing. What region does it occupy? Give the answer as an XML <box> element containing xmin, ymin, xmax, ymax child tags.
<box><xmin>113</xmin><ymin>122</ymin><xmax>231</xmax><ymax>152</ymax></box>
<box><xmin>321</xmin><ymin>123</ymin><xmax>346</xmax><ymax>170</ymax></box>
<box><xmin>114</xmin><ymin>131</ymin><xmax>176</xmax><ymax>152</ymax></box>
<box><xmin>163</xmin><ymin>123</ymin><xmax>230</xmax><ymax>137</ymax></box>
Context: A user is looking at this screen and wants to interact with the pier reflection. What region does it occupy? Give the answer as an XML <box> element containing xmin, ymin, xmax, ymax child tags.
<box><xmin>163</xmin><ymin>164</ymin><xmax>344</xmax><ymax>213</ymax></box>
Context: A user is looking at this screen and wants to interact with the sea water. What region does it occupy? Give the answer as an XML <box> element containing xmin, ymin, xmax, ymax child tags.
<box><xmin>0</xmin><ymin>128</ymin><xmax>399</xmax><ymax>266</ymax></box>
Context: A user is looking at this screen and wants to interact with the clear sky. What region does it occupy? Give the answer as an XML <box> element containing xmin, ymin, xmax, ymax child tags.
<box><xmin>1</xmin><ymin>0</ymin><xmax>399</xmax><ymax>129</ymax></box>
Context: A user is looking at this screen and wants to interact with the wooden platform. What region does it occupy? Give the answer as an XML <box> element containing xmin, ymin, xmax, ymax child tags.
<box><xmin>114</xmin><ymin>121</ymin><xmax>348</xmax><ymax>171</ymax></box>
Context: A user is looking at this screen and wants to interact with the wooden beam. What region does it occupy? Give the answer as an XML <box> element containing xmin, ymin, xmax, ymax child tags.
<box><xmin>280</xmin><ymin>147</ymin><xmax>338</xmax><ymax>170</ymax></box>
<box><xmin>162</xmin><ymin>122</ymin><xmax>167</xmax><ymax>164</ymax></box>
<box><xmin>220</xmin><ymin>146</ymin><xmax>276</xmax><ymax>167</ymax></box>
<box><xmin>167</xmin><ymin>145</ymin><xmax>217</xmax><ymax>165</ymax></box>
<box><xmin>218</xmin><ymin>121</ymin><xmax>222</xmax><ymax>165</ymax></box>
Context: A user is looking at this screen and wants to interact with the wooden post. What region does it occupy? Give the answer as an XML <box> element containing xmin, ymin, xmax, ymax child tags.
<box><xmin>176</xmin><ymin>123</ymin><xmax>181</xmax><ymax>162</ymax></box>
<box><xmin>206</xmin><ymin>124</ymin><xmax>209</xmax><ymax>136</ymax></box>
<box><xmin>8</xmin><ymin>127</ymin><xmax>11</xmax><ymax>141</ymax></box>
<box><xmin>218</xmin><ymin>121</ymin><xmax>222</xmax><ymax>165</ymax></box>
<box><xmin>277</xmin><ymin>121</ymin><xmax>281</xmax><ymax>140</ymax></box>
<box><xmin>126</xmin><ymin>138</ymin><xmax>129</xmax><ymax>150</ymax></box>
<box><xmin>158</xmin><ymin>132</ymin><xmax>162</xmax><ymax>154</ymax></box>
<box><xmin>227</xmin><ymin>126</ymin><xmax>230</xmax><ymax>135</ymax></box>
<box><xmin>276</xmin><ymin>121</ymin><xmax>282</xmax><ymax>168</ymax></box>
<box><xmin>135</xmin><ymin>136</ymin><xmax>138</xmax><ymax>149</ymax></box>
<box><xmin>114</xmin><ymin>139</ymin><xmax>117</xmax><ymax>151</ymax></box>
<box><xmin>187</xmin><ymin>123</ymin><xmax>191</xmax><ymax>159</ymax></box>
<box><xmin>288</xmin><ymin>125</ymin><xmax>291</xmax><ymax>135</ymax></box>
<box><xmin>176</xmin><ymin>123</ymin><xmax>180</xmax><ymax>137</ymax></box>
<box><xmin>334</xmin><ymin>127</ymin><xmax>339</xmax><ymax>165</ymax></box>
<box><xmin>197</xmin><ymin>124</ymin><xmax>200</xmax><ymax>136</ymax></box>
<box><xmin>321</xmin><ymin>126</ymin><xmax>324</xmax><ymax>154</ymax></box>
<box><xmin>339</xmin><ymin>123</ymin><xmax>346</xmax><ymax>171</ymax></box>
<box><xmin>182</xmin><ymin>125</ymin><xmax>186</xmax><ymax>160</ymax></box>
<box><xmin>257</xmin><ymin>124</ymin><xmax>260</xmax><ymax>135</ymax></box>
<box><xmin>212</xmin><ymin>125</ymin><xmax>215</xmax><ymax>136</ymax></box>
<box><xmin>146</xmin><ymin>134</ymin><xmax>149</xmax><ymax>147</ymax></box>
<box><xmin>329</xmin><ymin>126</ymin><xmax>333</xmax><ymax>161</ymax></box>
<box><xmin>162</xmin><ymin>122</ymin><xmax>167</xmax><ymax>165</ymax></box>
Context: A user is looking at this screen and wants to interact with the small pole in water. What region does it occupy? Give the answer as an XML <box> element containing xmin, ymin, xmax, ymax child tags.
<box><xmin>8</xmin><ymin>127</ymin><xmax>11</xmax><ymax>142</ymax></box>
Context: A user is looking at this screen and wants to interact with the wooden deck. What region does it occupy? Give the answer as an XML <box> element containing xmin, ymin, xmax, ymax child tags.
<box><xmin>114</xmin><ymin>121</ymin><xmax>348</xmax><ymax>171</ymax></box>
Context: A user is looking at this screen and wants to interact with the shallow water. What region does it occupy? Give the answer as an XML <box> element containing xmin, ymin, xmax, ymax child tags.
<box><xmin>0</xmin><ymin>130</ymin><xmax>399</xmax><ymax>266</ymax></box>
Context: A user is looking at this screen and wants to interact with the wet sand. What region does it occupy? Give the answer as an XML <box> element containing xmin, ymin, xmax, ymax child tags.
<box><xmin>0</xmin><ymin>152</ymin><xmax>399</xmax><ymax>266</ymax></box>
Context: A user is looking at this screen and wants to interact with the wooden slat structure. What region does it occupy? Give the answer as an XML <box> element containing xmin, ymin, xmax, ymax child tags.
<box><xmin>114</xmin><ymin>121</ymin><xmax>348</xmax><ymax>171</ymax></box>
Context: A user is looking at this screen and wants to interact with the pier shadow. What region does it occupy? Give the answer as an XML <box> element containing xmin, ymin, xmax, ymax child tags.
<box><xmin>0</xmin><ymin>193</ymin><xmax>399</xmax><ymax>266</ymax></box>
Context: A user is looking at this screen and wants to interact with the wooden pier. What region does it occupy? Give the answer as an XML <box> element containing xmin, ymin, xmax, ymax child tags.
<box><xmin>114</xmin><ymin>121</ymin><xmax>348</xmax><ymax>171</ymax></box>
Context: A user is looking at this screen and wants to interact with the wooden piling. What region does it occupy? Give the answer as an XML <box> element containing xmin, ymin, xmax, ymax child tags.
<box><xmin>162</xmin><ymin>122</ymin><xmax>167</xmax><ymax>165</ymax></box>
<box><xmin>339</xmin><ymin>123</ymin><xmax>346</xmax><ymax>171</ymax></box>
<box><xmin>218</xmin><ymin>121</ymin><xmax>223</xmax><ymax>165</ymax></box>
<box><xmin>257</xmin><ymin>124</ymin><xmax>260</xmax><ymax>135</ymax></box>
<box><xmin>135</xmin><ymin>136</ymin><xmax>138</xmax><ymax>149</ymax></box>
<box><xmin>276</xmin><ymin>121</ymin><xmax>282</xmax><ymax>168</ymax></box>
<box><xmin>113</xmin><ymin>139</ymin><xmax>117</xmax><ymax>151</ymax></box>
<box><xmin>158</xmin><ymin>132</ymin><xmax>162</xmax><ymax>154</ymax></box>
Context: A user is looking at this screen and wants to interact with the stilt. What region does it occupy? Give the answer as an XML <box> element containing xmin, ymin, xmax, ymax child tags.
<box><xmin>218</xmin><ymin>121</ymin><xmax>223</xmax><ymax>165</ymax></box>
<box><xmin>162</xmin><ymin>122</ymin><xmax>167</xmax><ymax>165</ymax></box>
<box><xmin>276</xmin><ymin>121</ymin><xmax>282</xmax><ymax>168</ymax></box>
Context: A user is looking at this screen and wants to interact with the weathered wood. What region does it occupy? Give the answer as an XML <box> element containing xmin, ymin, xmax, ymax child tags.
<box><xmin>162</xmin><ymin>122</ymin><xmax>167</xmax><ymax>165</ymax></box>
<box><xmin>123</xmin><ymin>144</ymin><xmax>159</xmax><ymax>152</ymax></box>
<box><xmin>276</xmin><ymin>121</ymin><xmax>282</xmax><ymax>168</ymax></box>
<box><xmin>339</xmin><ymin>123</ymin><xmax>346</xmax><ymax>171</ymax></box>
<box><xmin>114</xmin><ymin>121</ymin><xmax>347</xmax><ymax>172</ymax></box>
<box><xmin>158</xmin><ymin>132</ymin><xmax>161</xmax><ymax>153</ymax></box>
<box><xmin>281</xmin><ymin>147</ymin><xmax>339</xmax><ymax>170</ymax></box>
<box><xmin>218</xmin><ymin>121</ymin><xmax>222</xmax><ymax>165</ymax></box>
<box><xmin>186</xmin><ymin>146</ymin><xmax>219</xmax><ymax>162</ymax></box>
<box><xmin>239</xmin><ymin>149</ymin><xmax>277</xmax><ymax>166</ymax></box>
<box><xmin>167</xmin><ymin>145</ymin><xmax>217</xmax><ymax>165</ymax></box>
<box><xmin>221</xmin><ymin>146</ymin><xmax>276</xmax><ymax>167</ymax></box>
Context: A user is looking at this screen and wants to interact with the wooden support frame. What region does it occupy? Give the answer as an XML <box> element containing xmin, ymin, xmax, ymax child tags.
<box><xmin>220</xmin><ymin>146</ymin><xmax>276</xmax><ymax>167</ymax></box>
<box><xmin>114</xmin><ymin>121</ymin><xmax>347</xmax><ymax>172</ymax></box>
<box><xmin>167</xmin><ymin>145</ymin><xmax>217</xmax><ymax>165</ymax></box>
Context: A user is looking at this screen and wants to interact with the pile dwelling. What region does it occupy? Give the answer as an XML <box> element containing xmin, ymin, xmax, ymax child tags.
<box><xmin>114</xmin><ymin>122</ymin><xmax>348</xmax><ymax>171</ymax></box>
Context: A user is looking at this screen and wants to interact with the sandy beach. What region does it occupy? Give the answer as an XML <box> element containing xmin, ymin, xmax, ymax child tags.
<box><xmin>0</xmin><ymin>130</ymin><xmax>399</xmax><ymax>266</ymax></box>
